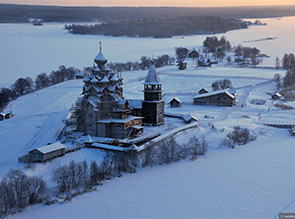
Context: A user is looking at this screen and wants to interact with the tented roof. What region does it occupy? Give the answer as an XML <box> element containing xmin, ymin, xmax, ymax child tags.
<box><xmin>144</xmin><ymin>64</ymin><xmax>161</xmax><ymax>85</ymax></box>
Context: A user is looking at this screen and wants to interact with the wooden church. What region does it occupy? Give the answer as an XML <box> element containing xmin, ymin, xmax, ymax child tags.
<box><xmin>75</xmin><ymin>43</ymin><xmax>164</xmax><ymax>139</ymax></box>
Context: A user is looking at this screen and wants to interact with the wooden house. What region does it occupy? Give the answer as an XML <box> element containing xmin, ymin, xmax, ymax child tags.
<box><xmin>169</xmin><ymin>97</ymin><xmax>182</xmax><ymax>107</ymax></box>
<box><xmin>0</xmin><ymin>113</ymin><xmax>5</xmax><ymax>121</ymax></box>
<box><xmin>193</xmin><ymin>89</ymin><xmax>236</xmax><ymax>107</ymax></box>
<box><xmin>272</xmin><ymin>92</ymin><xmax>282</xmax><ymax>100</ymax></box>
<box><xmin>29</xmin><ymin>142</ymin><xmax>66</xmax><ymax>162</ymax></box>
<box><xmin>188</xmin><ymin>49</ymin><xmax>199</xmax><ymax>59</ymax></box>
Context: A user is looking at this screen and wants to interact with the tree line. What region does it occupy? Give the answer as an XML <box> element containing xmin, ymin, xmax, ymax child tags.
<box><xmin>64</xmin><ymin>16</ymin><xmax>247</xmax><ymax>38</ymax></box>
<box><xmin>2</xmin><ymin>4</ymin><xmax>295</xmax><ymax>23</ymax></box>
<box><xmin>274</xmin><ymin>53</ymin><xmax>295</xmax><ymax>89</ymax></box>
<box><xmin>106</xmin><ymin>54</ymin><xmax>175</xmax><ymax>72</ymax></box>
<box><xmin>0</xmin><ymin>65</ymin><xmax>80</xmax><ymax>110</ymax></box>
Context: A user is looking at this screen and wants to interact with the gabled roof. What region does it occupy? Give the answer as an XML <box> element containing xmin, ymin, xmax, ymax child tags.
<box><xmin>30</xmin><ymin>142</ymin><xmax>66</xmax><ymax>154</ymax></box>
<box><xmin>182</xmin><ymin>114</ymin><xmax>198</xmax><ymax>122</ymax></box>
<box><xmin>193</xmin><ymin>89</ymin><xmax>235</xmax><ymax>99</ymax></box>
<box><xmin>144</xmin><ymin>64</ymin><xmax>161</xmax><ymax>85</ymax></box>
<box><xmin>169</xmin><ymin>97</ymin><xmax>182</xmax><ymax>103</ymax></box>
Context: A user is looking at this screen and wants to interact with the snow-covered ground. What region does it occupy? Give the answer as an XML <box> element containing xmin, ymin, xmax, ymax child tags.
<box><xmin>2</xmin><ymin>59</ymin><xmax>295</xmax><ymax>218</ymax></box>
<box><xmin>1</xmin><ymin>16</ymin><xmax>295</xmax><ymax>87</ymax></box>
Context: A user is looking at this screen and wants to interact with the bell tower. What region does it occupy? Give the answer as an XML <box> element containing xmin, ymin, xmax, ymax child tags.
<box><xmin>142</xmin><ymin>61</ymin><xmax>164</xmax><ymax>126</ymax></box>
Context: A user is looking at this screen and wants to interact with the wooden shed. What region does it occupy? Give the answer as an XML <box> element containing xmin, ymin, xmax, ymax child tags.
<box><xmin>29</xmin><ymin>142</ymin><xmax>66</xmax><ymax>162</ymax></box>
<box><xmin>169</xmin><ymin>97</ymin><xmax>182</xmax><ymax>107</ymax></box>
<box><xmin>0</xmin><ymin>113</ymin><xmax>5</xmax><ymax>121</ymax></box>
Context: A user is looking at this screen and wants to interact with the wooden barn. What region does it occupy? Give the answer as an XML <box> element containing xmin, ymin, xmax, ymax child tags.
<box><xmin>193</xmin><ymin>89</ymin><xmax>236</xmax><ymax>107</ymax></box>
<box><xmin>29</xmin><ymin>142</ymin><xmax>66</xmax><ymax>162</ymax></box>
<box><xmin>169</xmin><ymin>97</ymin><xmax>182</xmax><ymax>107</ymax></box>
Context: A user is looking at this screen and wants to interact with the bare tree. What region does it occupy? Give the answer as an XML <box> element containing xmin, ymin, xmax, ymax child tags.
<box><xmin>26</xmin><ymin>176</ymin><xmax>47</xmax><ymax>204</ymax></box>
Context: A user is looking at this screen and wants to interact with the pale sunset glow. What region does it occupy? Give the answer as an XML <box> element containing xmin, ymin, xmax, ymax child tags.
<box><xmin>0</xmin><ymin>0</ymin><xmax>295</xmax><ymax>7</ymax></box>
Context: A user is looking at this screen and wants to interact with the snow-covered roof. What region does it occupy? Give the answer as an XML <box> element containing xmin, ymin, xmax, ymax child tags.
<box><xmin>97</xmin><ymin>116</ymin><xmax>144</xmax><ymax>124</ymax></box>
<box><xmin>90</xmin><ymin>77</ymin><xmax>99</xmax><ymax>83</ymax></box>
<box><xmin>105</xmin><ymin>65</ymin><xmax>110</xmax><ymax>71</ymax></box>
<box><xmin>100</xmin><ymin>75</ymin><xmax>109</xmax><ymax>83</ymax></box>
<box><xmin>182</xmin><ymin>114</ymin><xmax>198</xmax><ymax>122</ymax></box>
<box><xmin>76</xmin><ymin>72</ymin><xmax>85</xmax><ymax>77</ymax></box>
<box><xmin>31</xmin><ymin>142</ymin><xmax>66</xmax><ymax>154</ymax></box>
<box><xmin>193</xmin><ymin>89</ymin><xmax>235</xmax><ymax>99</ymax></box>
<box><xmin>169</xmin><ymin>97</ymin><xmax>182</xmax><ymax>103</ymax></box>
<box><xmin>110</xmin><ymin>74</ymin><xmax>119</xmax><ymax>82</ymax></box>
<box><xmin>128</xmin><ymin>99</ymin><xmax>142</xmax><ymax>109</ymax></box>
<box><xmin>144</xmin><ymin>64</ymin><xmax>161</xmax><ymax>85</ymax></box>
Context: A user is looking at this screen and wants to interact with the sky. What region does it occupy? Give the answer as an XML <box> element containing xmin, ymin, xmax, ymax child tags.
<box><xmin>1</xmin><ymin>0</ymin><xmax>295</xmax><ymax>7</ymax></box>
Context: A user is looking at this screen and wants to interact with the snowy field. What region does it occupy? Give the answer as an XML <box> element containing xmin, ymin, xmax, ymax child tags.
<box><xmin>1</xmin><ymin>16</ymin><xmax>295</xmax><ymax>87</ymax></box>
<box><xmin>1</xmin><ymin>15</ymin><xmax>295</xmax><ymax>219</ymax></box>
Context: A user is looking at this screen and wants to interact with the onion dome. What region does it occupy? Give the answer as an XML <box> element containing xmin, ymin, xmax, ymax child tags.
<box><xmin>144</xmin><ymin>62</ymin><xmax>161</xmax><ymax>85</ymax></box>
<box><xmin>94</xmin><ymin>42</ymin><xmax>108</xmax><ymax>69</ymax></box>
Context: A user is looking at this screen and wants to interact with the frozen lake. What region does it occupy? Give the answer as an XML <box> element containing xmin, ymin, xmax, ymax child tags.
<box><xmin>1</xmin><ymin>16</ymin><xmax>295</xmax><ymax>87</ymax></box>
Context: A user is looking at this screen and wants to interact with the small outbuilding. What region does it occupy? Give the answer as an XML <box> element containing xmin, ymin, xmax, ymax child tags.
<box><xmin>29</xmin><ymin>142</ymin><xmax>66</xmax><ymax>162</ymax></box>
<box><xmin>169</xmin><ymin>97</ymin><xmax>182</xmax><ymax>107</ymax></box>
<box><xmin>182</xmin><ymin>114</ymin><xmax>198</xmax><ymax>124</ymax></box>
<box><xmin>0</xmin><ymin>113</ymin><xmax>5</xmax><ymax>121</ymax></box>
<box><xmin>272</xmin><ymin>92</ymin><xmax>282</xmax><ymax>100</ymax></box>
<box><xmin>177</xmin><ymin>60</ymin><xmax>187</xmax><ymax>70</ymax></box>
<box><xmin>75</xmin><ymin>72</ymin><xmax>86</xmax><ymax>79</ymax></box>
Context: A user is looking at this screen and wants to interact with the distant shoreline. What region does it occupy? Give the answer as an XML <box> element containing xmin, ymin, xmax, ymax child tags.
<box><xmin>1</xmin><ymin>4</ymin><xmax>295</xmax><ymax>23</ymax></box>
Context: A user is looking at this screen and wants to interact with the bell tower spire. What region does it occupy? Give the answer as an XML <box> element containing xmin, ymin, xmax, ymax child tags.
<box><xmin>142</xmin><ymin>62</ymin><xmax>164</xmax><ymax>126</ymax></box>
